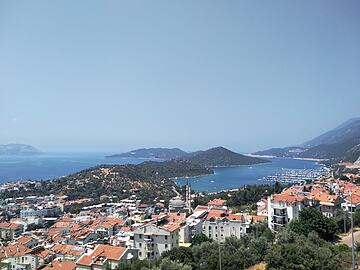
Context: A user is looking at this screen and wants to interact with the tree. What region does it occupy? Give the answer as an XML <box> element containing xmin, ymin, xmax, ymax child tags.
<box><xmin>354</xmin><ymin>208</ymin><xmax>360</xmax><ymax>227</ymax></box>
<box><xmin>155</xmin><ymin>258</ymin><xmax>192</xmax><ymax>270</ymax></box>
<box><xmin>191</xmin><ymin>234</ymin><xmax>212</xmax><ymax>246</ymax></box>
<box><xmin>161</xmin><ymin>247</ymin><xmax>194</xmax><ymax>267</ymax></box>
<box><xmin>289</xmin><ymin>207</ymin><xmax>338</xmax><ymax>241</ymax></box>
<box><xmin>265</xmin><ymin>230</ymin><xmax>351</xmax><ymax>270</ymax></box>
<box><xmin>334</xmin><ymin>209</ymin><xmax>350</xmax><ymax>233</ymax></box>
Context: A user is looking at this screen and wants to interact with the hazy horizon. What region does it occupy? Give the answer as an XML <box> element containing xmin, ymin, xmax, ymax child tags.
<box><xmin>1</xmin><ymin>1</ymin><xmax>360</xmax><ymax>153</ymax></box>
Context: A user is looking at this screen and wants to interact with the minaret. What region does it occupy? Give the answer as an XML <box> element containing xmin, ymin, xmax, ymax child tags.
<box><xmin>185</xmin><ymin>181</ymin><xmax>192</xmax><ymax>214</ymax></box>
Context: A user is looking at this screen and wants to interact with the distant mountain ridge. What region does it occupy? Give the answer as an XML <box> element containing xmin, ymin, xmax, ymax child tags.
<box><xmin>302</xmin><ymin>117</ymin><xmax>360</xmax><ymax>148</ymax></box>
<box><xmin>106</xmin><ymin>148</ymin><xmax>186</xmax><ymax>159</ymax></box>
<box><xmin>254</xmin><ymin>118</ymin><xmax>360</xmax><ymax>163</ymax></box>
<box><xmin>108</xmin><ymin>146</ymin><xmax>269</xmax><ymax>167</ymax></box>
<box><xmin>0</xmin><ymin>144</ymin><xmax>42</xmax><ymax>156</ymax></box>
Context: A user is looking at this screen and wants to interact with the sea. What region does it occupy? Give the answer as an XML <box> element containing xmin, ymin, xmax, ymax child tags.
<box><xmin>0</xmin><ymin>153</ymin><xmax>327</xmax><ymax>192</ymax></box>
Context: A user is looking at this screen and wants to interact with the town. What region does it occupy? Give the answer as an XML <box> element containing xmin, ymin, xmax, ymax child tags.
<box><xmin>0</xmin><ymin>167</ymin><xmax>359</xmax><ymax>270</ymax></box>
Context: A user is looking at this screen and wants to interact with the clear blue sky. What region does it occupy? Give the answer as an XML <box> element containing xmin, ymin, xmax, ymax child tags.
<box><xmin>1</xmin><ymin>1</ymin><xmax>359</xmax><ymax>153</ymax></box>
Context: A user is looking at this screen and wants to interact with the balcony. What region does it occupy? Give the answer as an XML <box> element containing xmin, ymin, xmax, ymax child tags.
<box><xmin>272</xmin><ymin>217</ymin><xmax>287</xmax><ymax>225</ymax></box>
<box><xmin>273</xmin><ymin>209</ymin><xmax>287</xmax><ymax>217</ymax></box>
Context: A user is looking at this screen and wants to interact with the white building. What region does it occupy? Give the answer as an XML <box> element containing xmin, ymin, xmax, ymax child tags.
<box><xmin>202</xmin><ymin>210</ymin><xmax>251</xmax><ymax>242</ymax></box>
<box><xmin>267</xmin><ymin>188</ymin><xmax>308</xmax><ymax>232</ymax></box>
<box><xmin>133</xmin><ymin>223</ymin><xmax>179</xmax><ymax>260</ymax></box>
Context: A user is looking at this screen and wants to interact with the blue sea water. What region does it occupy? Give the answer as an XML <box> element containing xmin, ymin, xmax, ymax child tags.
<box><xmin>0</xmin><ymin>154</ymin><xmax>325</xmax><ymax>193</ymax></box>
<box><xmin>176</xmin><ymin>157</ymin><xmax>325</xmax><ymax>192</ymax></box>
<box><xmin>0</xmin><ymin>153</ymin><xmax>151</xmax><ymax>182</ymax></box>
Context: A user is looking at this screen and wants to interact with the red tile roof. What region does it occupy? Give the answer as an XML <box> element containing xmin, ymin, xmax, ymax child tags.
<box><xmin>44</xmin><ymin>260</ymin><xmax>76</xmax><ymax>270</ymax></box>
<box><xmin>0</xmin><ymin>222</ymin><xmax>22</xmax><ymax>230</ymax></box>
<box><xmin>77</xmin><ymin>245</ymin><xmax>127</xmax><ymax>266</ymax></box>
<box><xmin>0</xmin><ymin>244</ymin><xmax>31</xmax><ymax>259</ymax></box>
<box><xmin>51</xmin><ymin>244</ymin><xmax>84</xmax><ymax>257</ymax></box>
<box><xmin>208</xmin><ymin>199</ymin><xmax>226</xmax><ymax>206</ymax></box>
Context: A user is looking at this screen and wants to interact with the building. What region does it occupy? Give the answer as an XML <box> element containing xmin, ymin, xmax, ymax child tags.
<box><xmin>202</xmin><ymin>209</ymin><xmax>251</xmax><ymax>242</ymax></box>
<box><xmin>308</xmin><ymin>186</ymin><xmax>340</xmax><ymax>217</ymax></box>
<box><xmin>43</xmin><ymin>260</ymin><xmax>76</xmax><ymax>270</ymax></box>
<box><xmin>267</xmin><ymin>187</ymin><xmax>308</xmax><ymax>232</ymax></box>
<box><xmin>168</xmin><ymin>197</ymin><xmax>187</xmax><ymax>213</ymax></box>
<box><xmin>50</xmin><ymin>244</ymin><xmax>85</xmax><ymax>262</ymax></box>
<box><xmin>0</xmin><ymin>222</ymin><xmax>23</xmax><ymax>240</ymax></box>
<box><xmin>76</xmin><ymin>244</ymin><xmax>133</xmax><ymax>270</ymax></box>
<box><xmin>17</xmin><ymin>236</ymin><xmax>39</xmax><ymax>249</ymax></box>
<box><xmin>256</xmin><ymin>198</ymin><xmax>268</xmax><ymax>217</ymax></box>
<box><xmin>0</xmin><ymin>244</ymin><xmax>39</xmax><ymax>270</ymax></box>
<box><xmin>133</xmin><ymin>221</ymin><xmax>180</xmax><ymax>260</ymax></box>
<box><xmin>207</xmin><ymin>199</ymin><xmax>227</xmax><ymax>210</ymax></box>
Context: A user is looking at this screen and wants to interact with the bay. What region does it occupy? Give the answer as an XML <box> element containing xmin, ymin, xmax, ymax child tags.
<box><xmin>175</xmin><ymin>157</ymin><xmax>327</xmax><ymax>192</ymax></box>
<box><xmin>0</xmin><ymin>155</ymin><xmax>327</xmax><ymax>193</ymax></box>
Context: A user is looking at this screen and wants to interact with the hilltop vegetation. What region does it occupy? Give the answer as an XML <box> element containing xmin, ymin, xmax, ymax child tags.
<box><xmin>183</xmin><ymin>147</ymin><xmax>269</xmax><ymax>167</ymax></box>
<box><xmin>108</xmin><ymin>146</ymin><xmax>269</xmax><ymax>167</ymax></box>
<box><xmin>0</xmin><ymin>160</ymin><xmax>212</xmax><ymax>201</ymax></box>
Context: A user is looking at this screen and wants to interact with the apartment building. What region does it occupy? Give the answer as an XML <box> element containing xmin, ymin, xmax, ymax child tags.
<box><xmin>267</xmin><ymin>187</ymin><xmax>308</xmax><ymax>232</ymax></box>
<box><xmin>133</xmin><ymin>223</ymin><xmax>179</xmax><ymax>260</ymax></box>
<box><xmin>202</xmin><ymin>209</ymin><xmax>251</xmax><ymax>242</ymax></box>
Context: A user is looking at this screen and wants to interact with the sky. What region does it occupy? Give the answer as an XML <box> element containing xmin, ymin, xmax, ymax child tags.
<box><xmin>0</xmin><ymin>1</ymin><xmax>360</xmax><ymax>153</ymax></box>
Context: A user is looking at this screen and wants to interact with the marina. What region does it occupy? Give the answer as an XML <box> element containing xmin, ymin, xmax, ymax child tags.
<box><xmin>176</xmin><ymin>157</ymin><xmax>329</xmax><ymax>192</ymax></box>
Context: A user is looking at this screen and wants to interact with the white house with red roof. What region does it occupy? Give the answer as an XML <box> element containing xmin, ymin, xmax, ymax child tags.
<box><xmin>267</xmin><ymin>186</ymin><xmax>309</xmax><ymax>232</ymax></box>
<box><xmin>202</xmin><ymin>209</ymin><xmax>251</xmax><ymax>242</ymax></box>
<box><xmin>0</xmin><ymin>222</ymin><xmax>23</xmax><ymax>241</ymax></box>
<box><xmin>256</xmin><ymin>198</ymin><xmax>268</xmax><ymax>217</ymax></box>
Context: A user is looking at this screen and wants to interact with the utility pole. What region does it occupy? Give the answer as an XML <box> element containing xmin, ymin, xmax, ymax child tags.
<box><xmin>350</xmin><ymin>189</ymin><xmax>356</xmax><ymax>270</ymax></box>
<box><xmin>218</xmin><ymin>221</ymin><xmax>222</xmax><ymax>270</ymax></box>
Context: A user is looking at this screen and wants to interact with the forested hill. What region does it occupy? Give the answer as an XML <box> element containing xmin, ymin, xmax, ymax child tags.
<box><xmin>0</xmin><ymin>160</ymin><xmax>212</xmax><ymax>201</ymax></box>
<box><xmin>182</xmin><ymin>147</ymin><xmax>269</xmax><ymax>167</ymax></box>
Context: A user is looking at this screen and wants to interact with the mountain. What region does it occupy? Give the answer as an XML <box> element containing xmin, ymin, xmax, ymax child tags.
<box><xmin>254</xmin><ymin>118</ymin><xmax>360</xmax><ymax>163</ymax></box>
<box><xmin>106</xmin><ymin>148</ymin><xmax>187</xmax><ymax>159</ymax></box>
<box><xmin>0</xmin><ymin>159</ymin><xmax>212</xmax><ymax>201</ymax></box>
<box><xmin>182</xmin><ymin>147</ymin><xmax>269</xmax><ymax>167</ymax></box>
<box><xmin>302</xmin><ymin>117</ymin><xmax>360</xmax><ymax>148</ymax></box>
<box><xmin>0</xmin><ymin>144</ymin><xmax>42</xmax><ymax>156</ymax></box>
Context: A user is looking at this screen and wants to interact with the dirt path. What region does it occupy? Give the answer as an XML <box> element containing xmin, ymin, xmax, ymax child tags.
<box><xmin>339</xmin><ymin>229</ymin><xmax>360</xmax><ymax>246</ymax></box>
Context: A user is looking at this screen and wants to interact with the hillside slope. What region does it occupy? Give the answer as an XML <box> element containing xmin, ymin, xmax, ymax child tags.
<box><xmin>183</xmin><ymin>147</ymin><xmax>269</xmax><ymax>167</ymax></box>
<box><xmin>0</xmin><ymin>160</ymin><xmax>212</xmax><ymax>201</ymax></box>
<box><xmin>302</xmin><ymin>117</ymin><xmax>360</xmax><ymax>148</ymax></box>
<box><xmin>254</xmin><ymin>118</ymin><xmax>360</xmax><ymax>163</ymax></box>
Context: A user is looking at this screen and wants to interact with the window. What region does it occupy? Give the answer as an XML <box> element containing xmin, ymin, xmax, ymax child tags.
<box><xmin>165</xmin><ymin>244</ymin><xmax>168</xmax><ymax>249</ymax></box>
<box><xmin>139</xmin><ymin>252</ymin><xmax>142</xmax><ymax>256</ymax></box>
<box><xmin>139</xmin><ymin>243</ymin><xmax>142</xmax><ymax>247</ymax></box>
<box><xmin>139</xmin><ymin>234</ymin><xmax>142</xmax><ymax>239</ymax></box>
<box><xmin>165</xmin><ymin>235</ymin><xmax>168</xmax><ymax>240</ymax></box>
